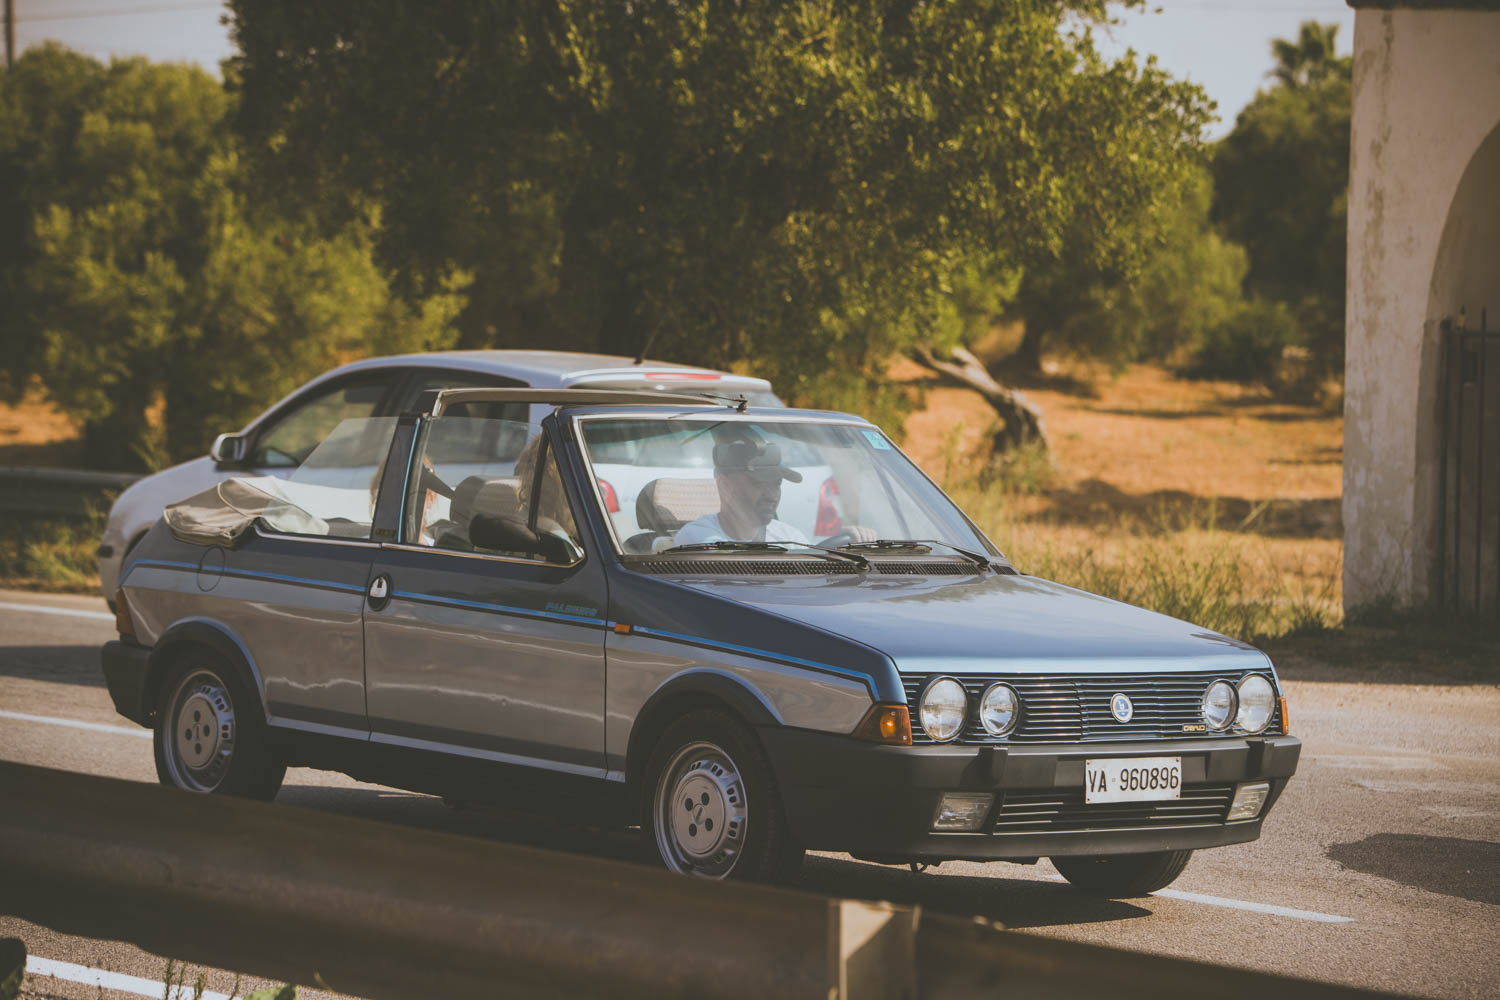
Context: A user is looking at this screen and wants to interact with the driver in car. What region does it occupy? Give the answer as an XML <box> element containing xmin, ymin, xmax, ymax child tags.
<box><xmin>674</xmin><ymin>435</ymin><xmax>809</xmax><ymax>545</ymax></box>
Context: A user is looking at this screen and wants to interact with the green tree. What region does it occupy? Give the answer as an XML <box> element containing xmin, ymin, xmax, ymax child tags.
<box><xmin>0</xmin><ymin>46</ymin><xmax>464</xmax><ymax>468</ymax></box>
<box><xmin>1013</xmin><ymin>165</ymin><xmax>1249</xmax><ymax>372</ymax></box>
<box><xmin>227</xmin><ymin>1</ymin><xmax>1211</xmax><ymax>418</ymax></box>
<box><xmin>1212</xmin><ymin>21</ymin><xmax>1350</xmax><ymax>372</ymax></box>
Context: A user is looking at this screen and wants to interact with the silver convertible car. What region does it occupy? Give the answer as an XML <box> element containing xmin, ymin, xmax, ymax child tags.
<box><xmin>101</xmin><ymin>389</ymin><xmax>1300</xmax><ymax>894</ymax></box>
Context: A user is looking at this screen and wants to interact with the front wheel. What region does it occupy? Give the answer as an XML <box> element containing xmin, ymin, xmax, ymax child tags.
<box><xmin>642</xmin><ymin>709</ymin><xmax>802</xmax><ymax>882</ymax></box>
<box><xmin>154</xmin><ymin>655</ymin><xmax>284</xmax><ymax>800</ymax></box>
<box><xmin>1051</xmin><ymin>849</ymin><xmax>1192</xmax><ymax>896</ymax></box>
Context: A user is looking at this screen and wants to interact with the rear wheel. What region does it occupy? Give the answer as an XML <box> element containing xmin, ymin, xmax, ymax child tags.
<box><xmin>643</xmin><ymin>709</ymin><xmax>803</xmax><ymax>882</ymax></box>
<box><xmin>1051</xmin><ymin>849</ymin><xmax>1192</xmax><ymax>896</ymax></box>
<box><xmin>154</xmin><ymin>654</ymin><xmax>284</xmax><ymax>800</ymax></box>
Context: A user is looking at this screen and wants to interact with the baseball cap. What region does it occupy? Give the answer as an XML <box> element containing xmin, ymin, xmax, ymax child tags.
<box><xmin>712</xmin><ymin>438</ymin><xmax>803</xmax><ymax>483</ymax></box>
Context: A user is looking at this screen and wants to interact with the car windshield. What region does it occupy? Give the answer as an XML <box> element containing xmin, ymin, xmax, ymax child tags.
<box><xmin>576</xmin><ymin>415</ymin><xmax>999</xmax><ymax>559</ymax></box>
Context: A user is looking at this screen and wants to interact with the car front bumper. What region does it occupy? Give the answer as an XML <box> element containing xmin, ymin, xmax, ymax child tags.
<box><xmin>759</xmin><ymin>729</ymin><xmax>1300</xmax><ymax>862</ymax></box>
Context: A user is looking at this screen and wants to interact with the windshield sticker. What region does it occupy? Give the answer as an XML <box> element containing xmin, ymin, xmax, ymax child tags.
<box><xmin>862</xmin><ymin>430</ymin><xmax>891</xmax><ymax>451</ymax></box>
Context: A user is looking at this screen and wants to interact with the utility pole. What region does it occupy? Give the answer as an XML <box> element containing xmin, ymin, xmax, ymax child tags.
<box><xmin>4</xmin><ymin>0</ymin><xmax>13</xmax><ymax>70</ymax></box>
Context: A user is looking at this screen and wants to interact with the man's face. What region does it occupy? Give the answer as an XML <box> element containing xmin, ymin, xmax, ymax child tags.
<box><xmin>718</xmin><ymin>469</ymin><xmax>783</xmax><ymax>530</ymax></box>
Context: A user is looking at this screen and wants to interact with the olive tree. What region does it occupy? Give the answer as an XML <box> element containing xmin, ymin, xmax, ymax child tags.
<box><xmin>228</xmin><ymin>1</ymin><xmax>1211</xmax><ymax>438</ymax></box>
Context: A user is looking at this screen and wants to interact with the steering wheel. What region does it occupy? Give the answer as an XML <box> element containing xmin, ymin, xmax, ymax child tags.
<box><xmin>816</xmin><ymin>525</ymin><xmax>878</xmax><ymax>549</ymax></box>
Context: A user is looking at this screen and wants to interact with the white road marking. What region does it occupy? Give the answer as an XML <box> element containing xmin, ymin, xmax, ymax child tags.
<box><xmin>1152</xmin><ymin>888</ymin><xmax>1355</xmax><ymax>923</ymax></box>
<box><xmin>0</xmin><ymin>599</ymin><xmax>115</xmax><ymax>622</ymax></box>
<box><xmin>0</xmin><ymin>709</ymin><xmax>151</xmax><ymax>739</ymax></box>
<box><xmin>26</xmin><ymin>956</ymin><xmax>234</xmax><ymax>1000</ymax></box>
<box><xmin>1040</xmin><ymin>873</ymin><xmax>1354</xmax><ymax>923</ymax></box>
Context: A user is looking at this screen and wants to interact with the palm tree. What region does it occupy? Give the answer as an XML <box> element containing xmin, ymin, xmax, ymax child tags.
<box><xmin>1270</xmin><ymin>21</ymin><xmax>1350</xmax><ymax>89</ymax></box>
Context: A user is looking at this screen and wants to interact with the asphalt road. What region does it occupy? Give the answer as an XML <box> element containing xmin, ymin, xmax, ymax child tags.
<box><xmin>1</xmin><ymin>588</ymin><xmax>1497</xmax><ymax>999</ymax></box>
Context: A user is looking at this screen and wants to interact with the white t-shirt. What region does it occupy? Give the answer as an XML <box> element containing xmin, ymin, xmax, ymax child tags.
<box><xmin>674</xmin><ymin>513</ymin><xmax>809</xmax><ymax>546</ymax></box>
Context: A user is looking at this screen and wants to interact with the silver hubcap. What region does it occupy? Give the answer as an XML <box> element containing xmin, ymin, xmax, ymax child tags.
<box><xmin>163</xmin><ymin>669</ymin><xmax>235</xmax><ymax>792</ymax></box>
<box><xmin>654</xmin><ymin>741</ymin><xmax>747</xmax><ymax>878</ymax></box>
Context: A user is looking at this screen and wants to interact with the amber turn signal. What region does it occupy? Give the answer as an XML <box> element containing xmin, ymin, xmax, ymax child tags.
<box><xmin>854</xmin><ymin>703</ymin><xmax>913</xmax><ymax>746</ymax></box>
<box><xmin>113</xmin><ymin>588</ymin><xmax>136</xmax><ymax>640</ymax></box>
<box><xmin>1278</xmin><ymin>696</ymin><xmax>1291</xmax><ymax>736</ymax></box>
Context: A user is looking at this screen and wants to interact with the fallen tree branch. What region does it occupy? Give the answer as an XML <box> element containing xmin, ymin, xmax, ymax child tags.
<box><xmin>910</xmin><ymin>345</ymin><xmax>1050</xmax><ymax>453</ymax></box>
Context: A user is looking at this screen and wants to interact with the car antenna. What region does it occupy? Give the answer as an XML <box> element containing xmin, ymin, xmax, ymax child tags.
<box><xmin>633</xmin><ymin>328</ymin><xmax>660</xmax><ymax>365</ymax></box>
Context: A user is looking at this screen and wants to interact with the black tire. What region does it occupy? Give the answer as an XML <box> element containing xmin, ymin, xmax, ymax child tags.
<box><xmin>641</xmin><ymin>709</ymin><xmax>803</xmax><ymax>883</ymax></box>
<box><xmin>153</xmin><ymin>650</ymin><xmax>285</xmax><ymax>800</ymax></box>
<box><xmin>1051</xmin><ymin>849</ymin><xmax>1193</xmax><ymax>896</ymax></box>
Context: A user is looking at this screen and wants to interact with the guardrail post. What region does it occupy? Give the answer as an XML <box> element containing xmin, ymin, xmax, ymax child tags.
<box><xmin>825</xmin><ymin>899</ymin><xmax>917</xmax><ymax>1000</ymax></box>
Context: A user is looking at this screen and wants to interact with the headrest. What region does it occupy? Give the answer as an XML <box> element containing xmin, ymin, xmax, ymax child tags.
<box><xmin>636</xmin><ymin>478</ymin><xmax>720</xmax><ymax>532</ymax></box>
<box><xmin>451</xmin><ymin>475</ymin><xmax>522</xmax><ymax>525</ymax></box>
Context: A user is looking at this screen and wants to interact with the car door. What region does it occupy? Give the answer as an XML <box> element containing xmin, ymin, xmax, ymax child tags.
<box><xmin>199</xmin><ymin>415</ymin><xmax>404</xmax><ymax>735</ymax></box>
<box><xmin>362</xmin><ymin>411</ymin><xmax>608</xmax><ymax>777</ymax></box>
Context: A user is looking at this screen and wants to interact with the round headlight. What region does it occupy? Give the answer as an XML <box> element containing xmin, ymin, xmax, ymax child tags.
<box><xmin>1201</xmin><ymin>680</ymin><xmax>1237</xmax><ymax>731</ymax></box>
<box><xmin>979</xmin><ymin>683</ymin><xmax>1020</xmax><ymax>737</ymax></box>
<box><xmin>919</xmin><ymin>677</ymin><xmax>967</xmax><ymax>742</ymax></box>
<box><xmin>1236</xmin><ymin>674</ymin><xmax>1275</xmax><ymax>734</ymax></box>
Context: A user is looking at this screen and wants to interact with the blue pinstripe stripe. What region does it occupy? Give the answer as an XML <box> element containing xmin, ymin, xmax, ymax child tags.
<box><xmin>127</xmin><ymin>558</ymin><xmax>365</xmax><ymax>594</ymax></box>
<box><xmin>391</xmin><ymin>590</ymin><xmax>609</xmax><ymax>627</ymax></box>
<box><xmin>626</xmin><ymin>624</ymin><xmax>874</xmax><ymax>693</ymax></box>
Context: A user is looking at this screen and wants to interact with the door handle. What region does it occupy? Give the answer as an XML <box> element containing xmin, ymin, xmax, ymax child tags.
<box><xmin>368</xmin><ymin>574</ymin><xmax>391</xmax><ymax>611</ymax></box>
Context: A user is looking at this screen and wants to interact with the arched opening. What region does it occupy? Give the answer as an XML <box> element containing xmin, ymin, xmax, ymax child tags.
<box><xmin>1428</xmin><ymin>123</ymin><xmax>1500</xmax><ymax>326</ymax></box>
<box><xmin>1433</xmin><ymin>122</ymin><xmax>1500</xmax><ymax>614</ymax></box>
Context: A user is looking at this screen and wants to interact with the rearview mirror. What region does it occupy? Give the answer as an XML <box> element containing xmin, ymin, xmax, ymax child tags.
<box><xmin>210</xmin><ymin>432</ymin><xmax>248</xmax><ymax>465</ymax></box>
<box><xmin>470</xmin><ymin>514</ymin><xmax>577</xmax><ymax>565</ymax></box>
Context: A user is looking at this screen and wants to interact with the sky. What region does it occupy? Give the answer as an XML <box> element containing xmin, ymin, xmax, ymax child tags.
<box><xmin>9</xmin><ymin>0</ymin><xmax>1355</xmax><ymax>139</ymax></box>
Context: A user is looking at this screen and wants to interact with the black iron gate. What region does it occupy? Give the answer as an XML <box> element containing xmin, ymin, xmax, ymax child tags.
<box><xmin>1440</xmin><ymin>310</ymin><xmax>1499</xmax><ymax>616</ymax></box>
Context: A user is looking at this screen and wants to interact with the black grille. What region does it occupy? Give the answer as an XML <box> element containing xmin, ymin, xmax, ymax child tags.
<box><xmin>631</xmin><ymin>559</ymin><xmax>980</xmax><ymax>576</ymax></box>
<box><xmin>872</xmin><ymin>562</ymin><xmax>978</xmax><ymax>576</ymax></box>
<box><xmin>990</xmin><ymin>783</ymin><xmax>1234</xmax><ymax>833</ymax></box>
<box><xmin>903</xmin><ymin>669</ymin><xmax>1283</xmax><ymax>744</ymax></box>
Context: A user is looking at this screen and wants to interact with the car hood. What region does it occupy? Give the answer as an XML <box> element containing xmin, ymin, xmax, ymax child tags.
<box><xmin>660</xmin><ymin>569</ymin><xmax>1271</xmax><ymax>676</ymax></box>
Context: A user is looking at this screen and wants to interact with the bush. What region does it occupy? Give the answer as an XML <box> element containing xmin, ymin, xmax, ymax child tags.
<box><xmin>0</xmin><ymin>511</ymin><xmax>105</xmax><ymax>592</ymax></box>
<box><xmin>1185</xmin><ymin>298</ymin><xmax>1301</xmax><ymax>382</ymax></box>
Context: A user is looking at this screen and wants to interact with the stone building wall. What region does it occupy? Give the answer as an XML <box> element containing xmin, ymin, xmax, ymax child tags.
<box><xmin>1343</xmin><ymin>1</ymin><xmax>1500</xmax><ymax>612</ymax></box>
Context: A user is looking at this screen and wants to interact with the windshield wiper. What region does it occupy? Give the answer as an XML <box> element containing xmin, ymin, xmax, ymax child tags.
<box><xmin>660</xmin><ymin>540</ymin><xmax>869</xmax><ymax>569</ymax></box>
<box><xmin>837</xmin><ymin>538</ymin><xmax>993</xmax><ymax>570</ymax></box>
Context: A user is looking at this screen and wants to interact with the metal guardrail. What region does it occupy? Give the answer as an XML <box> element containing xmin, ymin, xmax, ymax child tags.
<box><xmin>0</xmin><ymin>762</ymin><xmax>1394</xmax><ymax>1000</ymax></box>
<box><xmin>0</xmin><ymin>467</ymin><xmax>140</xmax><ymax>519</ymax></box>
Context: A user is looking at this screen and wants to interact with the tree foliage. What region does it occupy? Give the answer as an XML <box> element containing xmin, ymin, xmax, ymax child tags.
<box><xmin>1010</xmin><ymin>164</ymin><xmax>1248</xmax><ymax>371</ymax></box>
<box><xmin>1212</xmin><ymin>21</ymin><xmax>1350</xmax><ymax>372</ymax></box>
<box><xmin>227</xmin><ymin>0</ymin><xmax>1211</xmax><ymax>409</ymax></box>
<box><xmin>0</xmin><ymin>45</ymin><xmax>463</xmax><ymax>469</ymax></box>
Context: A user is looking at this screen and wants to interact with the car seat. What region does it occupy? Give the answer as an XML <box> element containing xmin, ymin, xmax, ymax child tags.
<box><xmin>625</xmin><ymin>478</ymin><xmax>720</xmax><ymax>553</ymax></box>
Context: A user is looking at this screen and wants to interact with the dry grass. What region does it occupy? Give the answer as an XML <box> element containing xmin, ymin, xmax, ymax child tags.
<box><xmin>892</xmin><ymin>354</ymin><xmax>1345</xmax><ymax>643</ymax></box>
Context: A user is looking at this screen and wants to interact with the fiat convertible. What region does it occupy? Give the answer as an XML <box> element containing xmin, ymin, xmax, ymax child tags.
<box><xmin>100</xmin><ymin>388</ymin><xmax>1299</xmax><ymax>894</ymax></box>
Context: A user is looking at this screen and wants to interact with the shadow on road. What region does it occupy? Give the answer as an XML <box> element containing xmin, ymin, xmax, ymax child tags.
<box><xmin>1328</xmin><ymin>833</ymin><xmax>1500</xmax><ymax>905</ymax></box>
<box><xmin>0</xmin><ymin>646</ymin><xmax>105</xmax><ymax>688</ymax></box>
<box><xmin>278</xmin><ymin>781</ymin><xmax>1150</xmax><ymax>928</ymax></box>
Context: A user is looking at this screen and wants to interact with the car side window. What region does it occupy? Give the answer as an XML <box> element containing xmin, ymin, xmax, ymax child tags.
<box><xmin>404</xmin><ymin>416</ymin><xmax>584</xmax><ymax>563</ymax></box>
<box><xmin>249</xmin><ymin>378</ymin><xmax>389</xmax><ymax>468</ymax></box>
<box><xmin>243</xmin><ymin>417</ymin><xmax>400</xmax><ymax>540</ymax></box>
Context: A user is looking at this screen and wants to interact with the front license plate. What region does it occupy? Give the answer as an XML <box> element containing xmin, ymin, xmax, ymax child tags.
<box><xmin>1085</xmin><ymin>757</ymin><xmax>1181</xmax><ymax>804</ymax></box>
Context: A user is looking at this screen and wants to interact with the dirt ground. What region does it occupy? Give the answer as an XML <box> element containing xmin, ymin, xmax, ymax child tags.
<box><xmin>0</xmin><ymin>380</ymin><xmax>83</xmax><ymax>468</ymax></box>
<box><xmin>891</xmin><ymin>349</ymin><xmax>1346</xmax><ymax>621</ymax></box>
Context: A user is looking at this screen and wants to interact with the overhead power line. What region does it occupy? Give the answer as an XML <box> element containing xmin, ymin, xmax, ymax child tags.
<box><xmin>14</xmin><ymin>1</ymin><xmax>224</xmax><ymax>24</ymax></box>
